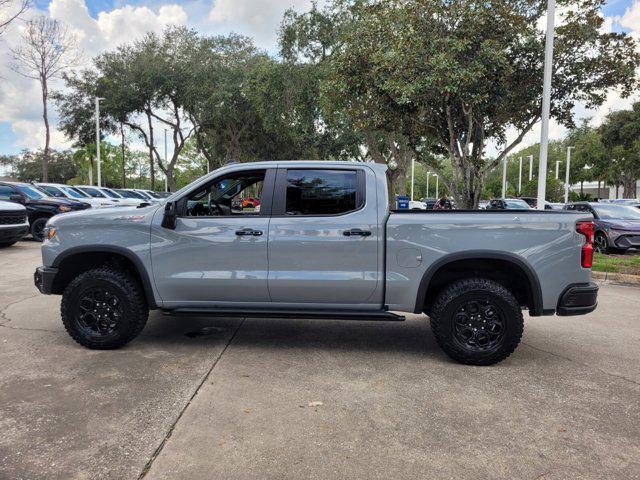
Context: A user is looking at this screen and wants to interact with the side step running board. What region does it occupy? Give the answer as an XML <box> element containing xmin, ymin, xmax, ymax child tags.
<box><xmin>163</xmin><ymin>308</ymin><xmax>405</xmax><ymax>322</ymax></box>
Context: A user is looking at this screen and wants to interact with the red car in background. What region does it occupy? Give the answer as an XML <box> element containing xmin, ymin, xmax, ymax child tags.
<box><xmin>242</xmin><ymin>197</ymin><xmax>260</xmax><ymax>208</ymax></box>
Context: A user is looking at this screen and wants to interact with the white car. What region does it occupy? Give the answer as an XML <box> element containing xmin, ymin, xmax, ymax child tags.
<box><xmin>75</xmin><ymin>186</ymin><xmax>145</xmax><ymax>207</ymax></box>
<box><xmin>409</xmin><ymin>200</ymin><xmax>427</xmax><ymax>210</ymax></box>
<box><xmin>0</xmin><ymin>200</ymin><xmax>29</xmax><ymax>247</ymax></box>
<box><xmin>115</xmin><ymin>188</ymin><xmax>160</xmax><ymax>204</ymax></box>
<box><xmin>130</xmin><ymin>188</ymin><xmax>163</xmax><ymax>203</ymax></box>
<box><xmin>35</xmin><ymin>183</ymin><xmax>117</xmax><ymax>208</ymax></box>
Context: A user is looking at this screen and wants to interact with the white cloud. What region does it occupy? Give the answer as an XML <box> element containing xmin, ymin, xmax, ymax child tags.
<box><xmin>0</xmin><ymin>0</ymin><xmax>188</xmax><ymax>152</ymax></box>
<box><xmin>617</xmin><ymin>0</ymin><xmax>640</xmax><ymax>31</ymax></box>
<box><xmin>207</xmin><ymin>0</ymin><xmax>316</xmax><ymax>47</ymax></box>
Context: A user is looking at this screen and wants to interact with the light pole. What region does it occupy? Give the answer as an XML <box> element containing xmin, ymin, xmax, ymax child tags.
<box><xmin>528</xmin><ymin>155</ymin><xmax>534</xmax><ymax>181</ymax></box>
<box><xmin>536</xmin><ymin>0</ymin><xmax>556</xmax><ymax>209</ymax></box>
<box><xmin>410</xmin><ymin>158</ymin><xmax>415</xmax><ymax>201</ymax></box>
<box><xmin>555</xmin><ymin>160</ymin><xmax>560</xmax><ymax>179</ymax></box>
<box><xmin>426</xmin><ymin>171</ymin><xmax>431</xmax><ymax>198</ymax></box>
<box><xmin>564</xmin><ymin>146</ymin><xmax>573</xmax><ymax>203</ymax></box>
<box><xmin>95</xmin><ymin>97</ymin><xmax>105</xmax><ymax>187</ymax></box>
<box><xmin>518</xmin><ymin>157</ymin><xmax>523</xmax><ymax>194</ymax></box>
<box><xmin>164</xmin><ymin>129</ymin><xmax>169</xmax><ymax>192</ymax></box>
<box><xmin>434</xmin><ymin>173</ymin><xmax>439</xmax><ymax>199</ymax></box>
<box><xmin>502</xmin><ymin>157</ymin><xmax>508</xmax><ymax>198</ymax></box>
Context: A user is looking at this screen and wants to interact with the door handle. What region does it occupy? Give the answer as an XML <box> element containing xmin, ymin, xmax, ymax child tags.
<box><xmin>235</xmin><ymin>228</ymin><xmax>263</xmax><ymax>236</ymax></box>
<box><xmin>343</xmin><ymin>228</ymin><xmax>371</xmax><ymax>237</ymax></box>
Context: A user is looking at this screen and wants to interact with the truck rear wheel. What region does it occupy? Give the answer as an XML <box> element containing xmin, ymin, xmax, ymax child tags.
<box><xmin>61</xmin><ymin>267</ymin><xmax>148</xmax><ymax>349</ymax></box>
<box><xmin>429</xmin><ymin>278</ymin><xmax>523</xmax><ymax>366</ymax></box>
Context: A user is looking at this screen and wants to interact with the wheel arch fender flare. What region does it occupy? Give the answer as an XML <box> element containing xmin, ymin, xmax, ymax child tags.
<box><xmin>413</xmin><ymin>250</ymin><xmax>543</xmax><ymax>316</ymax></box>
<box><xmin>52</xmin><ymin>245</ymin><xmax>158</xmax><ymax>309</ymax></box>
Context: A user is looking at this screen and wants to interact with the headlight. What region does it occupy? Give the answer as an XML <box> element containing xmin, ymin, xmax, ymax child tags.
<box><xmin>43</xmin><ymin>226</ymin><xmax>57</xmax><ymax>240</ymax></box>
<box><xmin>58</xmin><ymin>205</ymin><xmax>72</xmax><ymax>213</ymax></box>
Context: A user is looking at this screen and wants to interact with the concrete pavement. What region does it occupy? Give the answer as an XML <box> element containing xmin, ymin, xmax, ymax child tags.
<box><xmin>1</xmin><ymin>242</ymin><xmax>639</xmax><ymax>479</ymax></box>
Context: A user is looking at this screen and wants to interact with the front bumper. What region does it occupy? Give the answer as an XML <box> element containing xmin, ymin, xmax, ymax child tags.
<box><xmin>610</xmin><ymin>232</ymin><xmax>640</xmax><ymax>249</ymax></box>
<box><xmin>34</xmin><ymin>266</ymin><xmax>58</xmax><ymax>294</ymax></box>
<box><xmin>0</xmin><ymin>224</ymin><xmax>29</xmax><ymax>243</ymax></box>
<box><xmin>557</xmin><ymin>282</ymin><xmax>598</xmax><ymax>316</ymax></box>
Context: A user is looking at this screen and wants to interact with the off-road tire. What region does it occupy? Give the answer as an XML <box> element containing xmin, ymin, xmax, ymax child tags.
<box><xmin>61</xmin><ymin>267</ymin><xmax>148</xmax><ymax>349</ymax></box>
<box><xmin>30</xmin><ymin>217</ymin><xmax>48</xmax><ymax>242</ymax></box>
<box><xmin>429</xmin><ymin>278</ymin><xmax>523</xmax><ymax>366</ymax></box>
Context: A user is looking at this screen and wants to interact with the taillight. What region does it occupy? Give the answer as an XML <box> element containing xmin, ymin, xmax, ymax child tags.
<box><xmin>576</xmin><ymin>221</ymin><xmax>594</xmax><ymax>268</ymax></box>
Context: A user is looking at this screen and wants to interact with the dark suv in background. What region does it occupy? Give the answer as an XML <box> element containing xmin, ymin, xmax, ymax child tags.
<box><xmin>0</xmin><ymin>182</ymin><xmax>90</xmax><ymax>241</ymax></box>
<box><xmin>565</xmin><ymin>202</ymin><xmax>640</xmax><ymax>253</ymax></box>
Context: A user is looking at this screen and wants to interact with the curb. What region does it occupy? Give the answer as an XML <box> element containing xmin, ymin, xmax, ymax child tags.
<box><xmin>592</xmin><ymin>271</ymin><xmax>640</xmax><ymax>287</ymax></box>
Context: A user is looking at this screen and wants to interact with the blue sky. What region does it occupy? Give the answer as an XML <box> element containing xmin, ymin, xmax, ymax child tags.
<box><xmin>0</xmin><ymin>0</ymin><xmax>639</xmax><ymax>157</ymax></box>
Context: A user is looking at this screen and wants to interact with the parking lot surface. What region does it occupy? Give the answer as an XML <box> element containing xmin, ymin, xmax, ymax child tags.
<box><xmin>1</xmin><ymin>242</ymin><xmax>639</xmax><ymax>479</ymax></box>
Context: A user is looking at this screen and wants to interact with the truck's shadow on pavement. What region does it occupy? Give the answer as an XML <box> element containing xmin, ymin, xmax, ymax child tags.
<box><xmin>136</xmin><ymin>312</ymin><xmax>444</xmax><ymax>359</ymax></box>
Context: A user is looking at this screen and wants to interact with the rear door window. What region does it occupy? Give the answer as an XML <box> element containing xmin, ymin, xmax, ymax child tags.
<box><xmin>285</xmin><ymin>169</ymin><xmax>359</xmax><ymax>216</ymax></box>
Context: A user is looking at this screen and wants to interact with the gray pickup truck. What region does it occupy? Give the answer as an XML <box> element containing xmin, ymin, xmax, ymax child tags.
<box><xmin>34</xmin><ymin>161</ymin><xmax>598</xmax><ymax>365</ymax></box>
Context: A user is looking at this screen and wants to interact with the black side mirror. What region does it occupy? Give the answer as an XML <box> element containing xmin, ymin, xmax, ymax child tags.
<box><xmin>161</xmin><ymin>201</ymin><xmax>176</xmax><ymax>229</ymax></box>
<box><xmin>9</xmin><ymin>193</ymin><xmax>25</xmax><ymax>203</ymax></box>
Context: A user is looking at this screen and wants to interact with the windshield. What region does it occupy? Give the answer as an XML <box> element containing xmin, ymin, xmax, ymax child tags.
<box><xmin>115</xmin><ymin>189</ymin><xmax>145</xmax><ymax>199</ymax></box>
<box><xmin>592</xmin><ymin>204</ymin><xmax>640</xmax><ymax>220</ymax></box>
<box><xmin>136</xmin><ymin>190</ymin><xmax>152</xmax><ymax>199</ymax></box>
<box><xmin>100</xmin><ymin>188</ymin><xmax>122</xmax><ymax>199</ymax></box>
<box><xmin>38</xmin><ymin>185</ymin><xmax>65</xmax><ymax>198</ymax></box>
<box><xmin>16</xmin><ymin>184</ymin><xmax>47</xmax><ymax>199</ymax></box>
<box><xmin>80</xmin><ymin>187</ymin><xmax>106</xmax><ymax>198</ymax></box>
<box><xmin>60</xmin><ymin>186</ymin><xmax>85</xmax><ymax>199</ymax></box>
<box><xmin>146</xmin><ymin>190</ymin><xmax>162</xmax><ymax>199</ymax></box>
<box><xmin>505</xmin><ymin>199</ymin><xmax>530</xmax><ymax>209</ymax></box>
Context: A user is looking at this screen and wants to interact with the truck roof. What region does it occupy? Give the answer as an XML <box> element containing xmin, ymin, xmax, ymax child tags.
<box><xmin>216</xmin><ymin>160</ymin><xmax>387</xmax><ymax>173</ymax></box>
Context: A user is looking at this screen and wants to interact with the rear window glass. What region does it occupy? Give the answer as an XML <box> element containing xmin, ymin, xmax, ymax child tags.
<box><xmin>285</xmin><ymin>169</ymin><xmax>357</xmax><ymax>215</ymax></box>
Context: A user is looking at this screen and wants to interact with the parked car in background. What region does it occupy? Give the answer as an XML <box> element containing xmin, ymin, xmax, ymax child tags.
<box><xmin>420</xmin><ymin>198</ymin><xmax>437</xmax><ymax>209</ymax></box>
<box><xmin>409</xmin><ymin>200</ymin><xmax>427</xmax><ymax>210</ymax></box>
<box><xmin>241</xmin><ymin>197</ymin><xmax>260</xmax><ymax>209</ymax></box>
<box><xmin>75</xmin><ymin>186</ymin><xmax>144</xmax><ymax>207</ymax></box>
<box><xmin>564</xmin><ymin>202</ymin><xmax>640</xmax><ymax>253</ymax></box>
<box><xmin>155</xmin><ymin>192</ymin><xmax>172</xmax><ymax>199</ymax></box>
<box><xmin>0</xmin><ymin>200</ymin><xmax>29</xmax><ymax>247</ymax></box>
<box><xmin>547</xmin><ymin>202</ymin><xmax>565</xmax><ymax>210</ymax></box>
<box><xmin>518</xmin><ymin>197</ymin><xmax>556</xmax><ymax>209</ymax></box>
<box><xmin>477</xmin><ymin>200</ymin><xmax>489</xmax><ymax>210</ymax></box>
<box><xmin>35</xmin><ymin>183</ymin><xmax>117</xmax><ymax>209</ymax></box>
<box><xmin>0</xmin><ymin>181</ymin><xmax>90</xmax><ymax>241</ymax></box>
<box><xmin>607</xmin><ymin>199</ymin><xmax>640</xmax><ymax>209</ymax></box>
<box><xmin>486</xmin><ymin>198</ymin><xmax>531</xmax><ymax>210</ymax></box>
<box><xmin>129</xmin><ymin>189</ymin><xmax>162</xmax><ymax>203</ymax></box>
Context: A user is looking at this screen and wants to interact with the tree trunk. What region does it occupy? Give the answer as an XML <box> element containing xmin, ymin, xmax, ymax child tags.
<box><xmin>597</xmin><ymin>180</ymin><xmax>601</xmax><ymax>200</ymax></box>
<box><xmin>41</xmin><ymin>76</ymin><xmax>50</xmax><ymax>182</ymax></box>
<box><xmin>580</xmin><ymin>181</ymin><xmax>584</xmax><ymax>195</ymax></box>
<box><xmin>396</xmin><ymin>169</ymin><xmax>408</xmax><ymax>196</ymax></box>
<box><xmin>167</xmin><ymin>165</ymin><xmax>176</xmax><ymax>192</ymax></box>
<box><xmin>120</xmin><ymin>123</ymin><xmax>126</xmax><ymax>188</ymax></box>
<box><xmin>622</xmin><ymin>176</ymin><xmax>637</xmax><ymax>199</ymax></box>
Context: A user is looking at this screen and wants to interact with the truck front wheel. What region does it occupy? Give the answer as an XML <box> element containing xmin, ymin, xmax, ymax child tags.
<box><xmin>429</xmin><ymin>278</ymin><xmax>523</xmax><ymax>366</ymax></box>
<box><xmin>61</xmin><ymin>267</ymin><xmax>148</xmax><ymax>349</ymax></box>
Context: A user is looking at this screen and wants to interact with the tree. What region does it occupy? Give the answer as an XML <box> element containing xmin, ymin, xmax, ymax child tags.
<box><xmin>280</xmin><ymin>1</ymin><xmax>420</xmax><ymax>202</ymax></box>
<box><xmin>318</xmin><ymin>0</ymin><xmax>639</xmax><ymax>208</ymax></box>
<box><xmin>10</xmin><ymin>16</ymin><xmax>80</xmax><ymax>181</ymax></box>
<box><xmin>0</xmin><ymin>0</ymin><xmax>30</xmax><ymax>38</ymax></box>
<box><xmin>0</xmin><ymin>149</ymin><xmax>79</xmax><ymax>183</ymax></box>
<box><xmin>599</xmin><ymin>102</ymin><xmax>640</xmax><ymax>198</ymax></box>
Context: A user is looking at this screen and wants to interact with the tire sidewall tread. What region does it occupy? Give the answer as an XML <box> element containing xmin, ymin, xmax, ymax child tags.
<box><xmin>61</xmin><ymin>267</ymin><xmax>148</xmax><ymax>349</ymax></box>
<box><xmin>429</xmin><ymin>278</ymin><xmax>524</xmax><ymax>366</ymax></box>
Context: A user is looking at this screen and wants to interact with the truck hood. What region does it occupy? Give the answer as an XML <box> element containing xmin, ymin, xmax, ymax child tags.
<box><xmin>0</xmin><ymin>200</ymin><xmax>26</xmax><ymax>212</ymax></box>
<box><xmin>47</xmin><ymin>202</ymin><xmax>160</xmax><ymax>226</ymax></box>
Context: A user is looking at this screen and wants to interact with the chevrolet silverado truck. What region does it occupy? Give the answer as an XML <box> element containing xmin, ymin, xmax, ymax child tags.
<box><xmin>34</xmin><ymin>161</ymin><xmax>598</xmax><ymax>365</ymax></box>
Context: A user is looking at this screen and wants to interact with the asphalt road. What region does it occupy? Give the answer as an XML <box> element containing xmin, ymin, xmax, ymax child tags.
<box><xmin>1</xmin><ymin>241</ymin><xmax>639</xmax><ymax>480</ymax></box>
